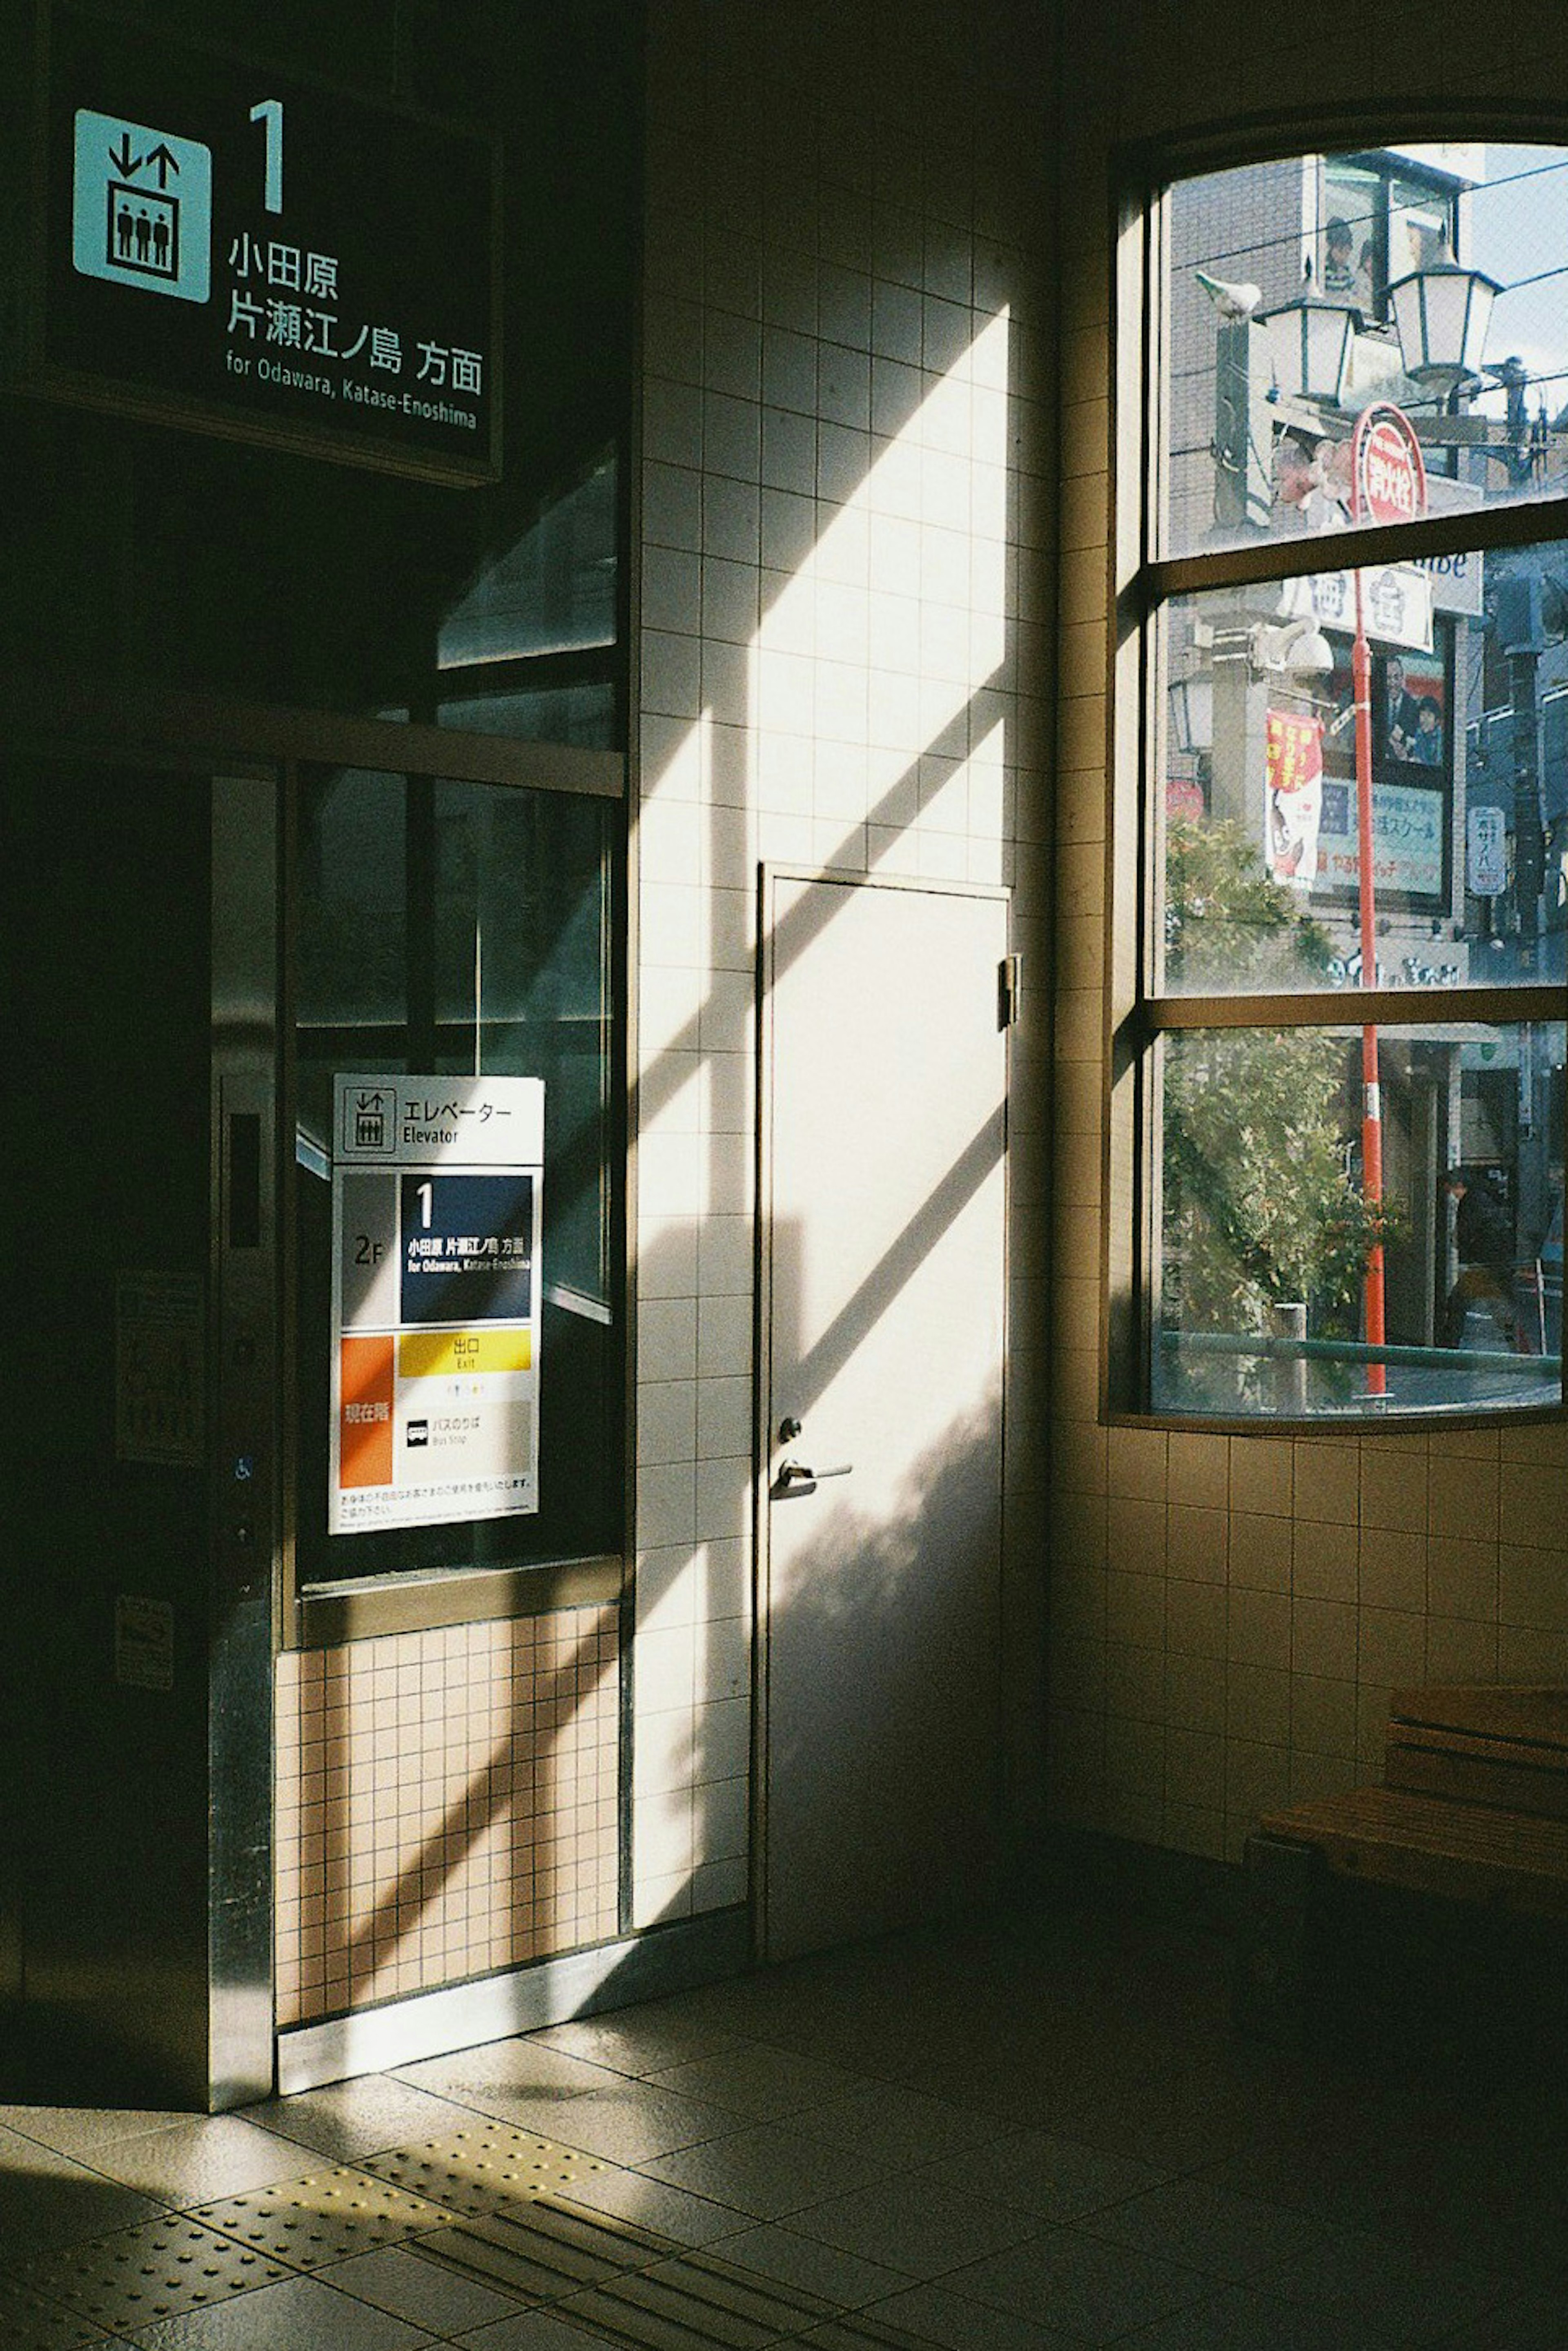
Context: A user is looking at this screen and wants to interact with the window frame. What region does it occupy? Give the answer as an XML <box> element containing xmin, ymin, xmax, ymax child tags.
<box><xmin>1107</xmin><ymin>115</ymin><xmax>1568</xmax><ymax>1432</ymax></box>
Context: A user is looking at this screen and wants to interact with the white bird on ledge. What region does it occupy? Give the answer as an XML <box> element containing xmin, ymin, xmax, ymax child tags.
<box><xmin>1195</xmin><ymin>267</ymin><xmax>1261</xmax><ymax>318</ymax></box>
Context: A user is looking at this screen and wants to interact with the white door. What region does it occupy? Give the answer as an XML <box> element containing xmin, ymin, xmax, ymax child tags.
<box><xmin>758</xmin><ymin>871</ymin><xmax>1009</xmax><ymax>1961</ymax></box>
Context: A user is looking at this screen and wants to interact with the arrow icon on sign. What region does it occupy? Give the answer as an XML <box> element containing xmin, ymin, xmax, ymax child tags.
<box><xmin>145</xmin><ymin>142</ymin><xmax>180</xmax><ymax>186</ymax></box>
<box><xmin>108</xmin><ymin>132</ymin><xmax>139</xmax><ymax>177</ymax></box>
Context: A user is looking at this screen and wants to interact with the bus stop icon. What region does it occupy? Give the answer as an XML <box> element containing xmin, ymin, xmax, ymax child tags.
<box><xmin>73</xmin><ymin>109</ymin><xmax>212</xmax><ymax>304</ymax></box>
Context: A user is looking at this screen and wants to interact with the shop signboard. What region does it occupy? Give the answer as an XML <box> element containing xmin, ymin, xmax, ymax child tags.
<box><xmin>1315</xmin><ymin>777</ymin><xmax>1446</xmax><ymax>901</ymax></box>
<box><xmin>26</xmin><ymin>5</ymin><xmax>501</xmax><ymax>483</ymax></box>
<box><xmin>1278</xmin><ymin>563</ymin><xmax>1434</xmax><ymax>653</ymax></box>
<box><xmin>1419</xmin><ymin>477</ymin><xmax>1485</xmax><ymax>617</ymax></box>
<box><xmin>1468</xmin><ymin>803</ymin><xmax>1508</xmax><ymax>896</ymax></box>
<box><xmin>1416</xmin><ymin>548</ymin><xmax>1484</xmax><ymax>619</ymax></box>
<box><xmin>1354</xmin><ymin>405</ymin><xmax>1426</xmax><ymax>528</ymax></box>
<box><xmin>331</xmin><ymin>1075</ymin><xmax>543</xmax><ymax>1535</ymax></box>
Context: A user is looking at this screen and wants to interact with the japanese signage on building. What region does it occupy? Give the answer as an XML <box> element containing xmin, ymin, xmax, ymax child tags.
<box><xmin>1265</xmin><ymin>708</ymin><xmax>1324</xmax><ymax>888</ymax></box>
<box><xmin>1468</xmin><ymin>804</ymin><xmax>1508</xmax><ymax>897</ymax></box>
<box><xmin>1277</xmin><ymin>563</ymin><xmax>1434</xmax><ymax>655</ymax></box>
<box><xmin>331</xmin><ymin>1076</ymin><xmax>543</xmax><ymax>1535</ymax></box>
<box><xmin>1316</xmin><ymin>778</ymin><xmax>1446</xmax><ymax>902</ymax></box>
<box><xmin>30</xmin><ymin>7</ymin><xmax>500</xmax><ymax>484</ymax></box>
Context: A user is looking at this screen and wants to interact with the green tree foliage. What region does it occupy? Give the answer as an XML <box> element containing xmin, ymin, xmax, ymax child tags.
<box><xmin>1163</xmin><ymin>817</ymin><xmax>1394</xmax><ymax>1338</ymax></box>
<box><xmin>1163</xmin><ymin>814</ymin><xmax>1334</xmax><ymax>992</ymax></box>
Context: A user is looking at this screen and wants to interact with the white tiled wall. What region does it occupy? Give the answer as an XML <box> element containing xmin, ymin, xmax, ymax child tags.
<box><xmin>632</xmin><ymin>0</ymin><xmax>1052</xmax><ymax>1927</ymax></box>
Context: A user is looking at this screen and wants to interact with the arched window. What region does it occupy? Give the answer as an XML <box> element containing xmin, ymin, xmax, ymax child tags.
<box><xmin>1111</xmin><ymin>136</ymin><xmax>1568</xmax><ymax>1425</ymax></box>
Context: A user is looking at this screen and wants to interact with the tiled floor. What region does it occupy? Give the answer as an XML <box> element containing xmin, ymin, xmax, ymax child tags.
<box><xmin>1</xmin><ymin>1895</ymin><xmax>1566</xmax><ymax>2347</ymax></box>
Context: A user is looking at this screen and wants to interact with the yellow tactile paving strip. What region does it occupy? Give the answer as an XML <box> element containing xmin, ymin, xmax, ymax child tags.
<box><xmin>789</xmin><ymin>2315</ymin><xmax>935</xmax><ymax>2349</ymax></box>
<box><xmin>20</xmin><ymin>2216</ymin><xmax>292</xmax><ymax>2334</ymax></box>
<box><xmin>0</xmin><ymin>2127</ymin><xmax>938</xmax><ymax>2349</ymax></box>
<box><xmin>188</xmin><ymin>2163</ymin><xmax>451</xmax><ymax>2267</ymax></box>
<box><xmin>410</xmin><ymin>2199</ymin><xmax>675</xmax><ymax>2301</ymax></box>
<box><xmin>551</xmin><ymin>2245</ymin><xmax>835</xmax><ymax>2348</ymax></box>
<box><xmin>410</xmin><ymin>2202</ymin><xmax>936</xmax><ymax>2349</ymax></box>
<box><xmin>360</xmin><ymin>2122</ymin><xmax>610</xmax><ymax>2216</ymax></box>
<box><xmin>0</xmin><ymin>2268</ymin><xmax>127</xmax><ymax>2351</ymax></box>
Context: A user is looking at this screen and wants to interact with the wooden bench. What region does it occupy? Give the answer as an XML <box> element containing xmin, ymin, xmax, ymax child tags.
<box><xmin>1236</xmin><ymin>1688</ymin><xmax>1568</xmax><ymax>2040</ymax></box>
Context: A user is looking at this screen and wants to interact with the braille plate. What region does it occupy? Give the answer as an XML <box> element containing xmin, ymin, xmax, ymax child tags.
<box><xmin>362</xmin><ymin>2125</ymin><xmax>608</xmax><ymax>2217</ymax></box>
<box><xmin>20</xmin><ymin>2217</ymin><xmax>290</xmax><ymax>2332</ymax></box>
<box><xmin>189</xmin><ymin>2165</ymin><xmax>449</xmax><ymax>2269</ymax></box>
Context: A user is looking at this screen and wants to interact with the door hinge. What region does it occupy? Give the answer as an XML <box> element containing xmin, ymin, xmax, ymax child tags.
<box><xmin>998</xmin><ymin>954</ymin><xmax>1020</xmax><ymax>1029</ymax></box>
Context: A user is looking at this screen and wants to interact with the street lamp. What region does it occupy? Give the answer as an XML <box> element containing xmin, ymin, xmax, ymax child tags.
<box><xmin>1386</xmin><ymin>260</ymin><xmax>1501</xmax><ymax>392</ymax></box>
<box><xmin>1167</xmin><ymin>672</ymin><xmax>1214</xmax><ymax>753</ymax></box>
<box><xmin>1257</xmin><ymin>260</ymin><xmax>1500</xmax><ymax>412</ymax></box>
<box><xmin>1256</xmin><ymin>294</ymin><xmax>1360</xmax><ymax>406</ymax></box>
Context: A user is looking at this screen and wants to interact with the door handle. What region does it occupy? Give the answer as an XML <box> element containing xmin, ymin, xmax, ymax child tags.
<box><xmin>775</xmin><ymin>1457</ymin><xmax>854</xmax><ymax>1491</ymax></box>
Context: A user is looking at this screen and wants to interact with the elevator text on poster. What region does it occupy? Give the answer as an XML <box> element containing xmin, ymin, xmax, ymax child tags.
<box><xmin>330</xmin><ymin>1075</ymin><xmax>543</xmax><ymax>1535</ymax></box>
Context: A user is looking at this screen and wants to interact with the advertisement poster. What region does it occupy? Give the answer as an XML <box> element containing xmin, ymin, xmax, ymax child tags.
<box><xmin>330</xmin><ymin>1075</ymin><xmax>543</xmax><ymax>1534</ymax></box>
<box><xmin>1383</xmin><ymin>648</ymin><xmax>1446</xmax><ymax>769</ymax></box>
<box><xmin>1265</xmin><ymin>708</ymin><xmax>1324</xmax><ymax>887</ymax></box>
<box><xmin>1315</xmin><ymin>778</ymin><xmax>1446</xmax><ymax>900</ymax></box>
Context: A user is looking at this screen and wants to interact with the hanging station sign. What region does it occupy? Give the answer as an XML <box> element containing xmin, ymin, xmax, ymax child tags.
<box><xmin>331</xmin><ymin>1076</ymin><xmax>543</xmax><ymax>1535</ymax></box>
<box><xmin>26</xmin><ymin>5</ymin><xmax>501</xmax><ymax>483</ymax></box>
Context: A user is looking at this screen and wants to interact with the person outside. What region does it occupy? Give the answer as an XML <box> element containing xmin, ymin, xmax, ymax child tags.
<box><xmin>1442</xmin><ymin>1165</ymin><xmax>1517</xmax><ymax>1347</ymax></box>
<box><xmin>1408</xmin><ymin>696</ymin><xmax>1442</xmax><ymax>765</ymax></box>
<box><xmin>1385</xmin><ymin>655</ymin><xmax>1425</xmax><ymax>759</ymax></box>
<box><xmin>1322</xmin><ymin>217</ymin><xmax>1356</xmax><ymax>295</ymax></box>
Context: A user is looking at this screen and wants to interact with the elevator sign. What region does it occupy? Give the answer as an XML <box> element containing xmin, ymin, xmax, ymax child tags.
<box><xmin>74</xmin><ymin>112</ymin><xmax>213</xmax><ymax>304</ymax></box>
<box><xmin>330</xmin><ymin>1075</ymin><xmax>544</xmax><ymax>1535</ymax></box>
<box><xmin>29</xmin><ymin>7</ymin><xmax>501</xmax><ymax>484</ymax></box>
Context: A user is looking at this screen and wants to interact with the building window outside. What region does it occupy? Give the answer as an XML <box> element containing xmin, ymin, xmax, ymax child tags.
<box><xmin>1117</xmin><ymin>136</ymin><xmax>1568</xmax><ymax>1424</ymax></box>
<box><xmin>1320</xmin><ymin>154</ymin><xmax>1461</xmax><ymax>323</ymax></box>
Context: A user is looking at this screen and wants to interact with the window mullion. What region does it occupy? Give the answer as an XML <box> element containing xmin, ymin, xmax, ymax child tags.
<box><xmin>1148</xmin><ymin>488</ymin><xmax>1568</xmax><ymax>606</ymax></box>
<box><xmin>1144</xmin><ymin>985</ymin><xmax>1568</xmax><ymax>1031</ymax></box>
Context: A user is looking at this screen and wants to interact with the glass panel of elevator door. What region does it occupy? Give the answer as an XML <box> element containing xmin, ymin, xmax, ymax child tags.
<box><xmin>290</xmin><ymin>765</ymin><xmax>621</xmax><ymax>1602</ymax></box>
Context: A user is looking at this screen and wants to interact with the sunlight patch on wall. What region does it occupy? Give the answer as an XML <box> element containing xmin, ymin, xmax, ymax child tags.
<box><xmin>747</xmin><ymin>310</ymin><xmax>1012</xmax><ymax>880</ymax></box>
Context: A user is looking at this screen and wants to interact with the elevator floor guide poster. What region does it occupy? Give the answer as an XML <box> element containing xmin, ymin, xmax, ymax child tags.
<box><xmin>331</xmin><ymin>1075</ymin><xmax>543</xmax><ymax>1534</ymax></box>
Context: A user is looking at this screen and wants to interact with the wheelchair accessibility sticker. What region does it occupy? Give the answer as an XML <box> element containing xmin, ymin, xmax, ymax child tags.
<box><xmin>73</xmin><ymin>109</ymin><xmax>212</xmax><ymax>304</ymax></box>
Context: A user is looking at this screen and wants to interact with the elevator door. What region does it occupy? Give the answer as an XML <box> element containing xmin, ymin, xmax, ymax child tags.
<box><xmin>3</xmin><ymin>752</ymin><xmax>275</xmax><ymax>2109</ymax></box>
<box><xmin>758</xmin><ymin>872</ymin><xmax>1009</xmax><ymax>1961</ymax></box>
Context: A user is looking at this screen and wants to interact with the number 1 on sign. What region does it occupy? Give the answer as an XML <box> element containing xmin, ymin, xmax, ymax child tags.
<box><xmin>416</xmin><ymin>1182</ymin><xmax>433</xmax><ymax>1228</ymax></box>
<box><xmin>249</xmin><ymin>100</ymin><xmax>283</xmax><ymax>212</ymax></box>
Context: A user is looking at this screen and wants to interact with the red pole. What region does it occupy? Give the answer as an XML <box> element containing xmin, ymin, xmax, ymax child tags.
<box><xmin>1351</xmin><ymin>572</ymin><xmax>1387</xmax><ymax>1395</ymax></box>
<box><xmin>1346</xmin><ymin>403</ymin><xmax>1423</xmax><ymax>1400</ymax></box>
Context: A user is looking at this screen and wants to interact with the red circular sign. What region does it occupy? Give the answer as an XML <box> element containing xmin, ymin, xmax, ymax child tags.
<box><xmin>1353</xmin><ymin>405</ymin><xmax>1427</xmax><ymax>526</ymax></box>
